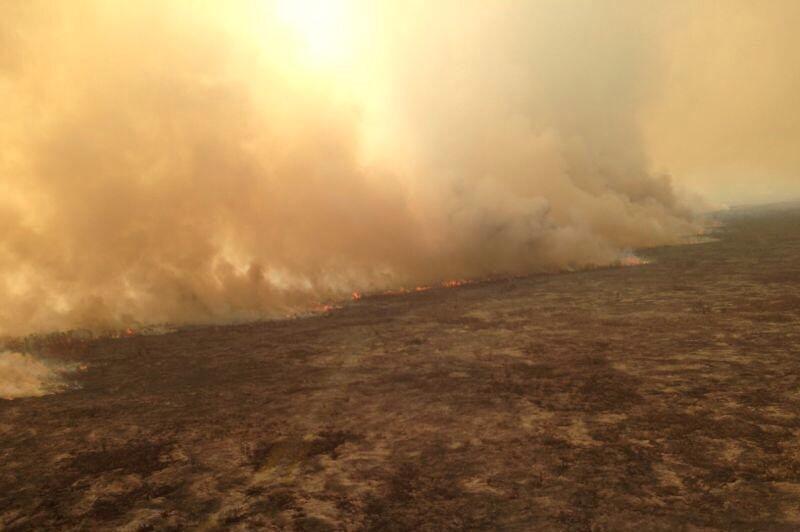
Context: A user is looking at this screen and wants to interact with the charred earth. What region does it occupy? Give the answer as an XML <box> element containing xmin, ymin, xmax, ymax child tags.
<box><xmin>2</xmin><ymin>205</ymin><xmax>800</xmax><ymax>530</ymax></box>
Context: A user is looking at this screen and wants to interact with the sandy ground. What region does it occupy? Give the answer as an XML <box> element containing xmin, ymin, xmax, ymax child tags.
<box><xmin>2</xmin><ymin>205</ymin><xmax>800</xmax><ymax>531</ymax></box>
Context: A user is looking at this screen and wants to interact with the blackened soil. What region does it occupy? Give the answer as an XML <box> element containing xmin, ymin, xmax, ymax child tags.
<box><xmin>2</xmin><ymin>206</ymin><xmax>800</xmax><ymax>530</ymax></box>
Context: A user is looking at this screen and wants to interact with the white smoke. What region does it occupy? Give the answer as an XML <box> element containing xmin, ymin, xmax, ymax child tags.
<box><xmin>9</xmin><ymin>1</ymin><xmax>779</xmax><ymax>336</ymax></box>
<box><xmin>0</xmin><ymin>351</ymin><xmax>73</xmax><ymax>399</ymax></box>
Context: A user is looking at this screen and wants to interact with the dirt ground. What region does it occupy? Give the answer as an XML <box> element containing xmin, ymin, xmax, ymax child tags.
<box><xmin>2</xmin><ymin>205</ymin><xmax>800</xmax><ymax>531</ymax></box>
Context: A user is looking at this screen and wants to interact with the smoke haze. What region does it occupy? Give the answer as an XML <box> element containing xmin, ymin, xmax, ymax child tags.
<box><xmin>0</xmin><ymin>1</ymin><xmax>796</xmax><ymax>336</ymax></box>
<box><xmin>0</xmin><ymin>351</ymin><xmax>71</xmax><ymax>399</ymax></box>
<box><xmin>646</xmin><ymin>0</ymin><xmax>800</xmax><ymax>204</ymax></box>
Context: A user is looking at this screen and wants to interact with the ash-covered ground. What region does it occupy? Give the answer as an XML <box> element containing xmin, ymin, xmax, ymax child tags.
<box><xmin>2</xmin><ymin>206</ymin><xmax>800</xmax><ymax>531</ymax></box>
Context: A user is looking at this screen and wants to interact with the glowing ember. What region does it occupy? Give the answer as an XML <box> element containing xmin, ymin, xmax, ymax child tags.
<box><xmin>619</xmin><ymin>255</ymin><xmax>650</xmax><ymax>267</ymax></box>
<box><xmin>110</xmin><ymin>327</ymin><xmax>137</xmax><ymax>339</ymax></box>
<box><xmin>358</xmin><ymin>278</ymin><xmax>478</xmax><ymax>301</ymax></box>
<box><xmin>382</xmin><ymin>288</ymin><xmax>409</xmax><ymax>296</ymax></box>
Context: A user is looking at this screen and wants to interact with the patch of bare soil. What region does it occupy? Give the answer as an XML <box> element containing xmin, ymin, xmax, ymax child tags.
<box><xmin>2</xmin><ymin>206</ymin><xmax>800</xmax><ymax>530</ymax></box>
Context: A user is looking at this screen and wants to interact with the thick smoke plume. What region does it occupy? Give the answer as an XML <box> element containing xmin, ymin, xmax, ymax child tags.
<box><xmin>0</xmin><ymin>1</ymin><xmax>739</xmax><ymax>336</ymax></box>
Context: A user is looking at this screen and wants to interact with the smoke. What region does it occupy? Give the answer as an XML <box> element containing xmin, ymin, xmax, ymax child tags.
<box><xmin>0</xmin><ymin>351</ymin><xmax>71</xmax><ymax>399</ymax></box>
<box><xmin>646</xmin><ymin>0</ymin><xmax>800</xmax><ymax>205</ymax></box>
<box><xmin>8</xmin><ymin>0</ymin><xmax>786</xmax><ymax>336</ymax></box>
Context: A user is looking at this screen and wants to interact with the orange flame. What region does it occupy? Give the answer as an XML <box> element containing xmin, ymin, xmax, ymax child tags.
<box><xmin>619</xmin><ymin>255</ymin><xmax>650</xmax><ymax>267</ymax></box>
<box><xmin>351</xmin><ymin>277</ymin><xmax>475</xmax><ymax>302</ymax></box>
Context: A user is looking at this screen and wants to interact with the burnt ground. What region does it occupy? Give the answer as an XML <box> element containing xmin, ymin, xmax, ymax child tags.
<box><xmin>2</xmin><ymin>205</ymin><xmax>800</xmax><ymax>531</ymax></box>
